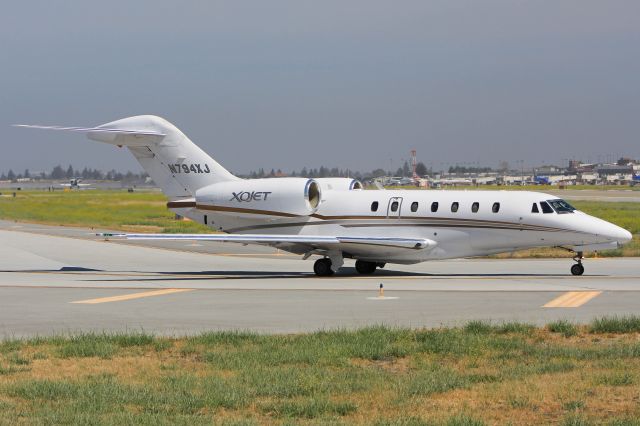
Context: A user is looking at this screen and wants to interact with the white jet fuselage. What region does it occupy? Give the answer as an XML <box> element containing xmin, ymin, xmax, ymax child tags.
<box><xmin>174</xmin><ymin>188</ymin><xmax>631</xmax><ymax>264</ymax></box>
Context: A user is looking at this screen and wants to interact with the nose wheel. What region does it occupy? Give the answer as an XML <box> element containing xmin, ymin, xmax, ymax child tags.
<box><xmin>570</xmin><ymin>263</ymin><xmax>584</xmax><ymax>276</ymax></box>
<box><xmin>571</xmin><ymin>251</ymin><xmax>584</xmax><ymax>276</ymax></box>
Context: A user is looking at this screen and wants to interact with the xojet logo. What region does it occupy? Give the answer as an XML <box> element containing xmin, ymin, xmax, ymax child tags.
<box><xmin>230</xmin><ymin>191</ymin><xmax>273</xmax><ymax>202</ymax></box>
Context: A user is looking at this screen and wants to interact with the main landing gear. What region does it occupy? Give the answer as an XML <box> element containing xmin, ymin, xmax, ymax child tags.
<box><xmin>312</xmin><ymin>258</ymin><xmax>385</xmax><ymax>276</ymax></box>
<box><xmin>571</xmin><ymin>251</ymin><xmax>585</xmax><ymax>276</ymax></box>
<box><xmin>313</xmin><ymin>258</ymin><xmax>334</xmax><ymax>276</ymax></box>
<box><xmin>355</xmin><ymin>260</ymin><xmax>377</xmax><ymax>275</ymax></box>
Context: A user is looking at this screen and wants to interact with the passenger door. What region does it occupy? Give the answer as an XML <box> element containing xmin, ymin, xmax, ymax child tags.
<box><xmin>387</xmin><ymin>197</ymin><xmax>403</xmax><ymax>218</ymax></box>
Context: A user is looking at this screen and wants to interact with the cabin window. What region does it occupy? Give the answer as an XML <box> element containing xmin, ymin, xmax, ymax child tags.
<box><xmin>411</xmin><ymin>202</ymin><xmax>419</xmax><ymax>212</ymax></box>
<box><xmin>390</xmin><ymin>201</ymin><xmax>399</xmax><ymax>212</ymax></box>
<box><xmin>492</xmin><ymin>202</ymin><xmax>500</xmax><ymax>213</ymax></box>
<box><xmin>431</xmin><ymin>202</ymin><xmax>439</xmax><ymax>212</ymax></box>
<box><xmin>471</xmin><ymin>202</ymin><xmax>479</xmax><ymax>213</ymax></box>
<box><xmin>531</xmin><ymin>203</ymin><xmax>539</xmax><ymax>213</ymax></box>
<box><xmin>540</xmin><ymin>201</ymin><xmax>554</xmax><ymax>214</ymax></box>
<box><xmin>547</xmin><ymin>199</ymin><xmax>576</xmax><ymax>214</ymax></box>
<box><xmin>451</xmin><ymin>202</ymin><xmax>459</xmax><ymax>213</ymax></box>
<box><xmin>371</xmin><ymin>201</ymin><xmax>379</xmax><ymax>212</ymax></box>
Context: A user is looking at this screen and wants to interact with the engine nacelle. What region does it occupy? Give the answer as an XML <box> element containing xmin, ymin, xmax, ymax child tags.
<box><xmin>195</xmin><ymin>178</ymin><xmax>321</xmax><ymax>216</ymax></box>
<box><xmin>315</xmin><ymin>178</ymin><xmax>362</xmax><ymax>191</ymax></box>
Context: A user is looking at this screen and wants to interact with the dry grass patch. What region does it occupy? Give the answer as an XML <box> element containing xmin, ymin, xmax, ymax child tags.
<box><xmin>120</xmin><ymin>224</ymin><xmax>164</xmax><ymax>233</ymax></box>
<box><xmin>0</xmin><ymin>322</ymin><xmax>640</xmax><ymax>424</ymax></box>
<box><xmin>351</xmin><ymin>356</ymin><xmax>412</xmax><ymax>374</ymax></box>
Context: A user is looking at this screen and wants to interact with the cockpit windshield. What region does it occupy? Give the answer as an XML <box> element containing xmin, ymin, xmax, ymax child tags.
<box><xmin>546</xmin><ymin>199</ymin><xmax>576</xmax><ymax>214</ymax></box>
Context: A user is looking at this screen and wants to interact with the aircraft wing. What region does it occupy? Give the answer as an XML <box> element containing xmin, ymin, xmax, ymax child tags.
<box><xmin>99</xmin><ymin>233</ymin><xmax>436</xmax><ymax>251</ymax></box>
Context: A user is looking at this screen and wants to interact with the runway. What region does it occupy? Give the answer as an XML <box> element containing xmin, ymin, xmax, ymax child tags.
<box><xmin>0</xmin><ymin>221</ymin><xmax>639</xmax><ymax>337</ymax></box>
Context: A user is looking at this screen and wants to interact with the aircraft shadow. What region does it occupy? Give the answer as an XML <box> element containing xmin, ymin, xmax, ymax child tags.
<box><xmin>79</xmin><ymin>268</ymin><xmax>596</xmax><ymax>283</ymax></box>
<box><xmin>0</xmin><ymin>267</ymin><xmax>604</xmax><ymax>281</ymax></box>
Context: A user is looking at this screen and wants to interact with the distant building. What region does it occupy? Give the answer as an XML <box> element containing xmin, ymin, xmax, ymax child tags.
<box><xmin>568</xmin><ymin>160</ymin><xmax>582</xmax><ymax>171</ymax></box>
<box><xmin>595</xmin><ymin>164</ymin><xmax>633</xmax><ymax>175</ymax></box>
<box><xmin>535</xmin><ymin>165</ymin><xmax>560</xmax><ymax>174</ymax></box>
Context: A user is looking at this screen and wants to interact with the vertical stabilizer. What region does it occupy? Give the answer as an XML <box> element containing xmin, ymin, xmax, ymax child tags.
<box><xmin>90</xmin><ymin>115</ymin><xmax>239</xmax><ymax>198</ymax></box>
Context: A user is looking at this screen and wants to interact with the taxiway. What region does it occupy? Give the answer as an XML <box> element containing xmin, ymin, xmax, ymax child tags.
<box><xmin>0</xmin><ymin>221</ymin><xmax>638</xmax><ymax>337</ymax></box>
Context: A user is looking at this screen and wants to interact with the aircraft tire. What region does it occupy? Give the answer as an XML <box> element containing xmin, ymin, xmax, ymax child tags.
<box><xmin>314</xmin><ymin>258</ymin><xmax>334</xmax><ymax>276</ymax></box>
<box><xmin>355</xmin><ymin>260</ymin><xmax>377</xmax><ymax>274</ymax></box>
<box><xmin>570</xmin><ymin>263</ymin><xmax>584</xmax><ymax>276</ymax></box>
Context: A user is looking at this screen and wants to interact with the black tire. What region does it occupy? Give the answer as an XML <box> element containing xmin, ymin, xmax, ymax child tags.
<box><xmin>570</xmin><ymin>263</ymin><xmax>584</xmax><ymax>276</ymax></box>
<box><xmin>355</xmin><ymin>260</ymin><xmax>377</xmax><ymax>274</ymax></box>
<box><xmin>314</xmin><ymin>258</ymin><xmax>334</xmax><ymax>276</ymax></box>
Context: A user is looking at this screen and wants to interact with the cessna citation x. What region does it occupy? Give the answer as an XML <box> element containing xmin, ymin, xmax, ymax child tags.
<box><xmin>16</xmin><ymin>116</ymin><xmax>632</xmax><ymax>276</ymax></box>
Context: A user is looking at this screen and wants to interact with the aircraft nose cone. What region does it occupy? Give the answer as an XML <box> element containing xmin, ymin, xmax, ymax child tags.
<box><xmin>620</xmin><ymin>229</ymin><xmax>633</xmax><ymax>244</ymax></box>
<box><xmin>611</xmin><ymin>226</ymin><xmax>633</xmax><ymax>246</ymax></box>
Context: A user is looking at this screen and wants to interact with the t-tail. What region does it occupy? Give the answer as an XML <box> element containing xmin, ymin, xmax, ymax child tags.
<box><xmin>15</xmin><ymin>115</ymin><xmax>239</xmax><ymax>199</ymax></box>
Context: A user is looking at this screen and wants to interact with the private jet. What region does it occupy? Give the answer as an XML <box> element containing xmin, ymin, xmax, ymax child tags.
<box><xmin>16</xmin><ymin>116</ymin><xmax>633</xmax><ymax>276</ymax></box>
<box><xmin>60</xmin><ymin>178</ymin><xmax>92</xmax><ymax>190</ymax></box>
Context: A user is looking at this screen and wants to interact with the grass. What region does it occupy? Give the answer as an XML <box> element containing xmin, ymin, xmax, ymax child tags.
<box><xmin>548</xmin><ymin>320</ymin><xmax>579</xmax><ymax>337</ymax></box>
<box><xmin>590</xmin><ymin>316</ymin><xmax>640</xmax><ymax>334</ymax></box>
<box><xmin>0</xmin><ymin>189</ymin><xmax>209</xmax><ymax>233</ymax></box>
<box><xmin>0</xmin><ymin>190</ymin><xmax>638</xmax><ymax>255</ymax></box>
<box><xmin>0</xmin><ymin>319</ymin><xmax>640</xmax><ymax>424</ymax></box>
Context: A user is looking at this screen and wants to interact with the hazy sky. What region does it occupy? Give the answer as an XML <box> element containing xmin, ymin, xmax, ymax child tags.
<box><xmin>2</xmin><ymin>0</ymin><xmax>639</xmax><ymax>175</ymax></box>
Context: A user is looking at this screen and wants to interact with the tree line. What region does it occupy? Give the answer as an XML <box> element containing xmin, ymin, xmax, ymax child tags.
<box><xmin>2</xmin><ymin>161</ymin><xmax>434</xmax><ymax>183</ymax></box>
<box><xmin>0</xmin><ymin>165</ymin><xmax>148</xmax><ymax>183</ymax></box>
<box><xmin>242</xmin><ymin>161</ymin><xmax>431</xmax><ymax>180</ymax></box>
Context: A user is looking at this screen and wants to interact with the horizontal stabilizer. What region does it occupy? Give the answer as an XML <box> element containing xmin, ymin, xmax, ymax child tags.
<box><xmin>13</xmin><ymin>124</ymin><xmax>165</xmax><ymax>137</ymax></box>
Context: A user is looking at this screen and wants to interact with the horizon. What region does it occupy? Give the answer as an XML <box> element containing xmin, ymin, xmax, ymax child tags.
<box><xmin>2</xmin><ymin>156</ymin><xmax>637</xmax><ymax>182</ymax></box>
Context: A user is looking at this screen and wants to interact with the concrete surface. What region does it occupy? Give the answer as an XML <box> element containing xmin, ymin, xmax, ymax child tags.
<box><xmin>0</xmin><ymin>221</ymin><xmax>638</xmax><ymax>337</ymax></box>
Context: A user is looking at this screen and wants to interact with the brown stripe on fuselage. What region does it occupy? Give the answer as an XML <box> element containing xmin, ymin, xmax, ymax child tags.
<box><xmin>167</xmin><ymin>200</ymin><xmax>197</xmax><ymax>208</ymax></box>
<box><xmin>194</xmin><ymin>204</ymin><xmax>301</xmax><ymax>217</ymax></box>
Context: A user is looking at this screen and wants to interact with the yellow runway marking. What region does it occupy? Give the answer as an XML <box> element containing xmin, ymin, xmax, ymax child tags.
<box><xmin>543</xmin><ymin>291</ymin><xmax>602</xmax><ymax>308</ymax></box>
<box><xmin>70</xmin><ymin>288</ymin><xmax>194</xmax><ymax>304</ymax></box>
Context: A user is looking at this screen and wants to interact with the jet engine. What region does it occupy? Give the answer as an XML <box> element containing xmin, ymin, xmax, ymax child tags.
<box><xmin>195</xmin><ymin>178</ymin><xmax>321</xmax><ymax>216</ymax></box>
<box><xmin>315</xmin><ymin>178</ymin><xmax>362</xmax><ymax>191</ymax></box>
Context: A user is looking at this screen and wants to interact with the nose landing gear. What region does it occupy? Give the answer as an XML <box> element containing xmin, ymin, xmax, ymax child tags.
<box><xmin>571</xmin><ymin>251</ymin><xmax>584</xmax><ymax>276</ymax></box>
